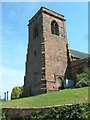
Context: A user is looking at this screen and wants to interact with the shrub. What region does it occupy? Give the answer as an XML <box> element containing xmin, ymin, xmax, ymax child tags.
<box><xmin>76</xmin><ymin>67</ymin><xmax>90</xmax><ymax>88</ymax></box>
<box><xmin>11</xmin><ymin>86</ymin><xmax>22</xmax><ymax>100</ymax></box>
<box><xmin>30</xmin><ymin>103</ymin><xmax>89</xmax><ymax>120</ymax></box>
<box><xmin>19</xmin><ymin>86</ymin><xmax>23</xmax><ymax>98</ymax></box>
<box><xmin>5</xmin><ymin>103</ymin><xmax>89</xmax><ymax>120</ymax></box>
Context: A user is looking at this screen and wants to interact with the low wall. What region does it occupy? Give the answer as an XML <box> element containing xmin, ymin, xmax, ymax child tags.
<box><xmin>2</xmin><ymin>104</ymin><xmax>72</xmax><ymax>118</ymax></box>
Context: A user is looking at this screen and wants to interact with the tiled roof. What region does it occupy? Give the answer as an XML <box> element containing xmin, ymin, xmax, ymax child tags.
<box><xmin>70</xmin><ymin>49</ymin><xmax>89</xmax><ymax>59</ymax></box>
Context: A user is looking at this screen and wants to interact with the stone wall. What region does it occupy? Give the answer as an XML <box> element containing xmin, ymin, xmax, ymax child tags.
<box><xmin>2</xmin><ymin>104</ymin><xmax>72</xmax><ymax>118</ymax></box>
<box><xmin>23</xmin><ymin>7</ymin><xmax>87</xmax><ymax>97</ymax></box>
<box><xmin>23</xmin><ymin>10</ymin><xmax>43</xmax><ymax>96</ymax></box>
<box><xmin>42</xmin><ymin>8</ymin><xmax>70</xmax><ymax>91</ymax></box>
<box><xmin>23</xmin><ymin>7</ymin><xmax>72</xmax><ymax>96</ymax></box>
<box><xmin>70</xmin><ymin>58</ymin><xmax>88</xmax><ymax>80</ymax></box>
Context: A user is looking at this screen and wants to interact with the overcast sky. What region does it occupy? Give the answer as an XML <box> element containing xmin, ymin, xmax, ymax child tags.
<box><xmin>1</xmin><ymin>2</ymin><xmax>88</xmax><ymax>99</ymax></box>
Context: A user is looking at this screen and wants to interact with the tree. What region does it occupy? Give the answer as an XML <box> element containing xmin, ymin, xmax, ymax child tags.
<box><xmin>19</xmin><ymin>86</ymin><xmax>23</xmax><ymax>98</ymax></box>
<box><xmin>11</xmin><ymin>86</ymin><xmax>22</xmax><ymax>100</ymax></box>
<box><xmin>76</xmin><ymin>67</ymin><xmax>90</xmax><ymax>88</ymax></box>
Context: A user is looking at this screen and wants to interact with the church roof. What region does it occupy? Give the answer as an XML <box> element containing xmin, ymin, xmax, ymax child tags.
<box><xmin>70</xmin><ymin>49</ymin><xmax>88</xmax><ymax>59</ymax></box>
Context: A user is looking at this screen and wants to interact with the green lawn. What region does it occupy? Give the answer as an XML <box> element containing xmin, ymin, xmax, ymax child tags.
<box><xmin>2</xmin><ymin>87</ymin><xmax>88</xmax><ymax>108</ymax></box>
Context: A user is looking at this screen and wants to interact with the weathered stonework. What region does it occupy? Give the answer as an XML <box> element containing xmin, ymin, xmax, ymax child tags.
<box><xmin>70</xmin><ymin>58</ymin><xmax>88</xmax><ymax>81</ymax></box>
<box><xmin>2</xmin><ymin>104</ymin><xmax>73</xmax><ymax>118</ymax></box>
<box><xmin>23</xmin><ymin>7</ymin><xmax>88</xmax><ymax>97</ymax></box>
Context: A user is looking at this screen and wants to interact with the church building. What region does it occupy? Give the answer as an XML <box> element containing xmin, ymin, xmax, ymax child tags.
<box><xmin>23</xmin><ymin>7</ymin><xmax>88</xmax><ymax>97</ymax></box>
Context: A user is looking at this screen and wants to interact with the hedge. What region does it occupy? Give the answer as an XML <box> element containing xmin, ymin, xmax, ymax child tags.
<box><xmin>2</xmin><ymin>103</ymin><xmax>90</xmax><ymax>120</ymax></box>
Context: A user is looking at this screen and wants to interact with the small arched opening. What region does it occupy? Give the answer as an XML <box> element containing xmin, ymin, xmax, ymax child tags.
<box><xmin>57</xmin><ymin>77</ymin><xmax>62</xmax><ymax>90</ymax></box>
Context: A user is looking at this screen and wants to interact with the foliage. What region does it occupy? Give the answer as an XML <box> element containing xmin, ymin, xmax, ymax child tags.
<box><xmin>19</xmin><ymin>86</ymin><xmax>23</xmax><ymax>98</ymax></box>
<box><xmin>76</xmin><ymin>67</ymin><xmax>90</xmax><ymax>88</ymax></box>
<box><xmin>4</xmin><ymin>103</ymin><xmax>90</xmax><ymax>120</ymax></box>
<box><xmin>11</xmin><ymin>86</ymin><xmax>23</xmax><ymax>100</ymax></box>
<box><xmin>2</xmin><ymin>112</ymin><xmax>6</xmax><ymax>120</ymax></box>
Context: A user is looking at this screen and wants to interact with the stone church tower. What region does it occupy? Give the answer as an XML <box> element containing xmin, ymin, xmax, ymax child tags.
<box><xmin>23</xmin><ymin>7</ymin><xmax>71</xmax><ymax>97</ymax></box>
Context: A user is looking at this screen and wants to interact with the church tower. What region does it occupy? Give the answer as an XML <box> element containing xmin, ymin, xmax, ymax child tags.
<box><xmin>23</xmin><ymin>7</ymin><xmax>71</xmax><ymax>97</ymax></box>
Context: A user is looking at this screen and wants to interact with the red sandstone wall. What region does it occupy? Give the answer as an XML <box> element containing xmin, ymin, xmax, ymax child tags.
<box><xmin>23</xmin><ymin>11</ymin><xmax>43</xmax><ymax>96</ymax></box>
<box><xmin>70</xmin><ymin>58</ymin><xmax>88</xmax><ymax>80</ymax></box>
<box><xmin>2</xmin><ymin>104</ymin><xmax>73</xmax><ymax>118</ymax></box>
<box><xmin>42</xmin><ymin>10</ymin><xmax>69</xmax><ymax>91</ymax></box>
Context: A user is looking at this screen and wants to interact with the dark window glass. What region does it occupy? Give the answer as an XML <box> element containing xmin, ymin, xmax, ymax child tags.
<box><xmin>51</xmin><ymin>20</ymin><xmax>59</xmax><ymax>36</ymax></box>
<box><xmin>34</xmin><ymin>51</ymin><xmax>36</xmax><ymax>57</ymax></box>
<box><xmin>55</xmin><ymin>23</ymin><xmax>59</xmax><ymax>35</ymax></box>
<box><xmin>51</xmin><ymin>22</ymin><xmax>55</xmax><ymax>34</ymax></box>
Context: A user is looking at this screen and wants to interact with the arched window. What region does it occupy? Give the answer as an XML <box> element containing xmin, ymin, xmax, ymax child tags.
<box><xmin>34</xmin><ymin>24</ymin><xmax>38</xmax><ymax>38</ymax></box>
<box><xmin>51</xmin><ymin>20</ymin><xmax>59</xmax><ymax>36</ymax></box>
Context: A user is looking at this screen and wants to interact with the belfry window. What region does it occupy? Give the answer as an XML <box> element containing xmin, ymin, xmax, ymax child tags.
<box><xmin>51</xmin><ymin>20</ymin><xmax>59</xmax><ymax>36</ymax></box>
<box><xmin>34</xmin><ymin>25</ymin><xmax>38</xmax><ymax>38</ymax></box>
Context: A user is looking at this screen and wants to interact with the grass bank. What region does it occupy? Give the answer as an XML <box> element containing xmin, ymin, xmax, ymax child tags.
<box><xmin>2</xmin><ymin>87</ymin><xmax>88</xmax><ymax>108</ymax></box>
